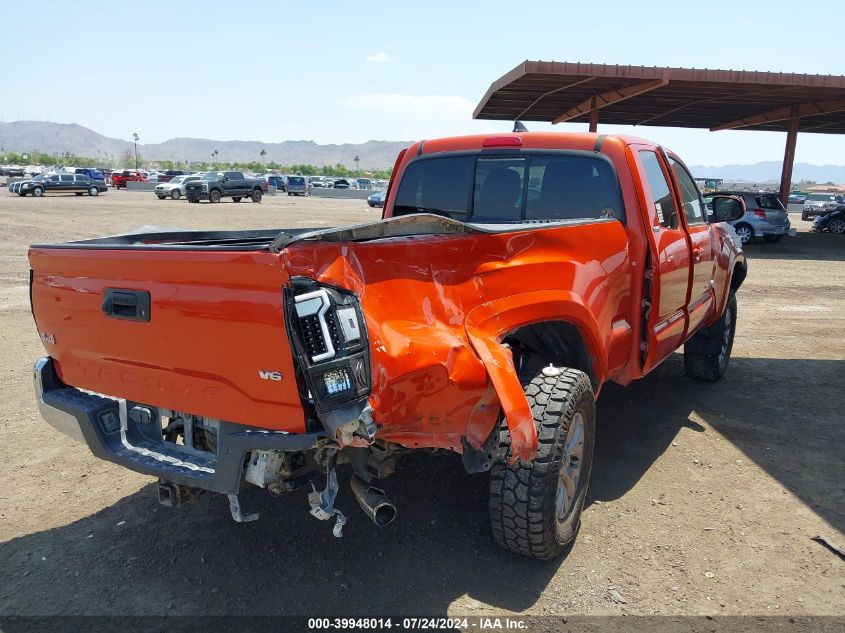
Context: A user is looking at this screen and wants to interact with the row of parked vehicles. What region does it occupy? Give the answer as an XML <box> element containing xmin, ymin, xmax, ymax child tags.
<box><xmin>7</xmin><ymin>172</ymin><xmax>108</xmax><ymax>197</ymax></box>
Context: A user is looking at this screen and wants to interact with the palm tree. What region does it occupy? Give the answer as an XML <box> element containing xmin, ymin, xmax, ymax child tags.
<box><xmin>353</xmin><ymin>155</ymin><xmax>360</xmax><ymax>174</ymax></box>
<box><xmin>260</xmin><ymin>148</ymin><xmax>267</xmax><ymax>165</ymax></box>
<box><xmin>212</xmin><ymin>149</ymin><xmax>219</xmax><ymax>166</ymax></box>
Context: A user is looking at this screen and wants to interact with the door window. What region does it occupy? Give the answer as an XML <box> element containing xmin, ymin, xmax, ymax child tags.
<box><xmin>638</xmin><ymin>151</ymin><xmax>678</xmax><ymax>228</ymax></box>
<box><xmin>669</xmin><ymin>158</ymin><xmax>707</xmax><ymax>226</ymax></box>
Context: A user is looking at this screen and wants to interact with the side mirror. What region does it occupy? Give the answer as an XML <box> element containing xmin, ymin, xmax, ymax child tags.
<box><xmin>711</xmin><ymin>195</ymin><xmax>745</xmax><ymax>222</ymax></box>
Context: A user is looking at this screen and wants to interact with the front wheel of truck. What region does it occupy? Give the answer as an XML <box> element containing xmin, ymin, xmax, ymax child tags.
<box><xmin>684</xmin><ymin>291</ymin><xmax>737</xmax><ymax>382</ymax></box>
<box><xmin>488</xmin><ymin>366</ymin><xmax>595</xmax><ymax>560</ymax></box>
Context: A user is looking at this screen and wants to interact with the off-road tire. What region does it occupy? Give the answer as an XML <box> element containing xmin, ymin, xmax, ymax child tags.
<box><xmin>209</xmin><ymin>189</ymin><xmax>222</xmax><ymax>203</ymax></box>
<box><xmin>251</xmin><ymin>189</ymin><xmax>263</xmax><ymax>203</ymax></box>
<box><xmin>684</xmin><ymin>291</ymin><xmax>737</xmax><ymax>382</ymax></box>
<box><xmin>171</xmin><ymin>189</ymin><xmax>181</xmax><ymax>200</ymax></box>
<box><xmin>489</xmin><ymin>367</ymin><xmax>595</xmax><ymax>560</ymax></box>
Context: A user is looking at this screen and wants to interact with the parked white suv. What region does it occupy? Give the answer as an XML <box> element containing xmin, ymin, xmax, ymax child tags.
<box><xmin>154</xmin><ymin>174</ymin><xmax>201</xmax><ymax>200</ymax></box>
<box><xmin>802</xmin><ymin>192</ymin><xmax>844</xmax><ymax>221</ymax></box>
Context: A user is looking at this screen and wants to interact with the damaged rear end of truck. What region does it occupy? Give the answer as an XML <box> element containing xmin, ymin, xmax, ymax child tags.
<box><xmin>29</xmin><ymin>209</ymin><xmax>629</xmax><ymax>543</ymax></box>
<box><xmin>29</xmin><ymin>131</ymin><xmax>745</xmax><ymax>559</ymax></box>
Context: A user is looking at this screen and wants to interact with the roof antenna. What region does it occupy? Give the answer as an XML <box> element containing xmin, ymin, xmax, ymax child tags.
<box><xmin>513</xmin><ymin>120</ymin><xmax>529</xmax><ymax>133</ymax></box>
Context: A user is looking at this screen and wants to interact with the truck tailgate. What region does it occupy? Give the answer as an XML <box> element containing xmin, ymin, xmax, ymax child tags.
<box><xmin>28</xmin><ymin>247</ymin><xmax>305</xmax><ymax>432</ymax></box>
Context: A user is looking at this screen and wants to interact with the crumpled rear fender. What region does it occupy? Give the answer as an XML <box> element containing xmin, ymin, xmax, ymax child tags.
<box><xmin>464</xmin><ymin>290</ymin><xmax>605</xmax><ymax>461</ymax></box>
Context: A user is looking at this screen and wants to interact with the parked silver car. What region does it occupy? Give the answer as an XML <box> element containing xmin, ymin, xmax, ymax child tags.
<box><xmin>154</xmin><ymin>175</ymin><xmax>201</xmax><ymax>200</ymax></box>
<box><xmin>705</xmin><ymin>191</ymin><xmax>794</xmax><ymax>245</ymax></box>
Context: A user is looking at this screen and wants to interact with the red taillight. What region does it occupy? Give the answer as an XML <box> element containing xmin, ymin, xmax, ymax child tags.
<box><xmin>753</xmin><ymin>209</ymin><xmax>767</xmax><ymax>220</ymax></box>
<box><xmin>481</xmin><ymin>135</ymin><xmax>523</xmax><ymax>148</ymax></box>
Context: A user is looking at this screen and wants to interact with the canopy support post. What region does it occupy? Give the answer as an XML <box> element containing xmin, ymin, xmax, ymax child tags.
<box><xmin>779</xmin><ymin>106</ymin><xmax>800</xmax><ymax>207</ymax></box>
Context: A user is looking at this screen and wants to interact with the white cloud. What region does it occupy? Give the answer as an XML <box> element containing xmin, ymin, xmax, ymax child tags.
<box><xmin>364</xmin><ymin>52</ymin><xmax>391</xmax><ymax>63</ymax></box>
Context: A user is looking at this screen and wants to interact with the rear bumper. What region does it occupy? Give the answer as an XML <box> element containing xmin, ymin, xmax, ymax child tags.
<box><xmin>34</xmin><ymin>357</ymin><xmax>324</xmax><ymax>494</ymax></box>
<box><xmin>754</xmin><ymin>223</ymin><xmax>794</xmax><ymax>237</ymax></box>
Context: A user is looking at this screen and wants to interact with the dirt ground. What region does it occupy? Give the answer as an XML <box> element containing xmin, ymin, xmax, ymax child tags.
<box><xmin>0</xmin><ymin>190</ymin><xmax>842</xmax><ymax>619</ymax></box>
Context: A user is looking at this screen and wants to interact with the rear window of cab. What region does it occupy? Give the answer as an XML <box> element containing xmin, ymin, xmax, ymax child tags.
<box><xmin>393</xmin><ymin>152</ymin><xmax>625</xmax><ymax>223</ymax></box>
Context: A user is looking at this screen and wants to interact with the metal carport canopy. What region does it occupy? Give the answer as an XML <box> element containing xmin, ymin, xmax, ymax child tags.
<box><xmin>473</xmin><ymin>61</ymin><xmax>845</xmax><ymax>203</ymax></box>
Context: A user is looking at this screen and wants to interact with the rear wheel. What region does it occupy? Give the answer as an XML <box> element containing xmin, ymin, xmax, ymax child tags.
<box><xmin>828</xmin><ymin>218</ymin><xmax>845</xmax><ymax>234</ymax></box>
<box><xmin>488</xmin><ymin>366</ymin><xmax>595</xmax><ymax>560</ymax></box>
<box><xmin>734</xmin><ymin>223</ymin><xmax>753</xmax><ymax>245</ymax></box>
<box><xmin>209</xmin><ymin>189</ymin><xmax>222</xmax><ymax>203</ymax></box>
<box><xmin>763</xmin><ymin>234</ymin><xmax>782</xmax><ymax>243</ymax></box>
<box><xmin>684</xmin><ymin>291</ymin><xmax>737</xmax><ymax>382</ymax></box>
<box><xmin>171</xmin><ymin>189</ymin><xmax>181</xmax><ymax>200</ymax></box>
<box><xmin>251</xmin><ymin>189</ymin><xmax>263</xmax><ymax>203</ymax></box>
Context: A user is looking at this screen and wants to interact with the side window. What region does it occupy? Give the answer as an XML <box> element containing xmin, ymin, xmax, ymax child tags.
<box><xmin>669</xmin><ymin>158</ymin><xmax>706</xmax><ymax>225</ymax></box>
<box><xmin>472</xmin><ymin>157</ymin><xmax>525</xmax><ymax>221</ymax></box>
<box><xmin>49</xmin><ymin>175</ymin><xmax>60</xmax><ymax>183</ymax></box>
<box><xmin>224</xmin><ymin>171</ymin><xmax>241</xmax><ymax>180</ymax></box>
<box><xmin>638</xmin><ymin>150</ymin><xmax>678</xmax><ymax>229</ymax></box>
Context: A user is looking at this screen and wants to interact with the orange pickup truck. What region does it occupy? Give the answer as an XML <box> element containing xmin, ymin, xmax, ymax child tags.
<box><xmin>29</xmin><ymin>132</ymin><xmax>747</xmax><ymax>559</ymax></box>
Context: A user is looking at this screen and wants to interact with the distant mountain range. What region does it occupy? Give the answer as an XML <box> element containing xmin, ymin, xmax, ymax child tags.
<box><xmin>690</xmin><ymin>161</ymin><xmax>845</xmax><ymax>184</ymax></box>
<box><xmin>1</xmin><ymin>121</ymin><xmax>843</xmax><ymax>181</ymax></box>
<box><xmin>0</xmin><ymin>121</ymin><xmax>411</xmax><ymax>169</ymax></box>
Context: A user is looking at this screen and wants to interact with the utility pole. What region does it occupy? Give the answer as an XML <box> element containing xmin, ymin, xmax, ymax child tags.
<box><xmin>132</xmin><ymin>132</ymin><xmax>139</xmax><ymax>169</ymax></box>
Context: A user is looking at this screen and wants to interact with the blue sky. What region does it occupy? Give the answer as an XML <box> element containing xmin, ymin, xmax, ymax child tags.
<box><xmin>2</xmin><ymin>0</ymin><xmax>843</xmax><ymax>165</ymax></box>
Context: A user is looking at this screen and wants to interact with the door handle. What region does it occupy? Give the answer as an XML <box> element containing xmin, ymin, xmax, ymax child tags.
<box><xmin>102</xmin><ymin>289</ymin><xmax>151</xmax><ymax>322</ymax></box>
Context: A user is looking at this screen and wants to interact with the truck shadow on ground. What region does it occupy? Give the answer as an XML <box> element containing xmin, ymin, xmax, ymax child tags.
<box><xmin>1</xmin><ymin>356</ymin><xmax>842</xmax><ymax>616</ymax></box>
<box><xmin>592</xmin><ymin>354</ymin><xmax>844</xmax><ymax>537</ymax></box>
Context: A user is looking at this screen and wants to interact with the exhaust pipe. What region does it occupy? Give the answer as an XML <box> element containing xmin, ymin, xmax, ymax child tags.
<box><xmin>350</xmin><ymin>475</ymin><xmax>396</xmax><ymax>526</ymax></box>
